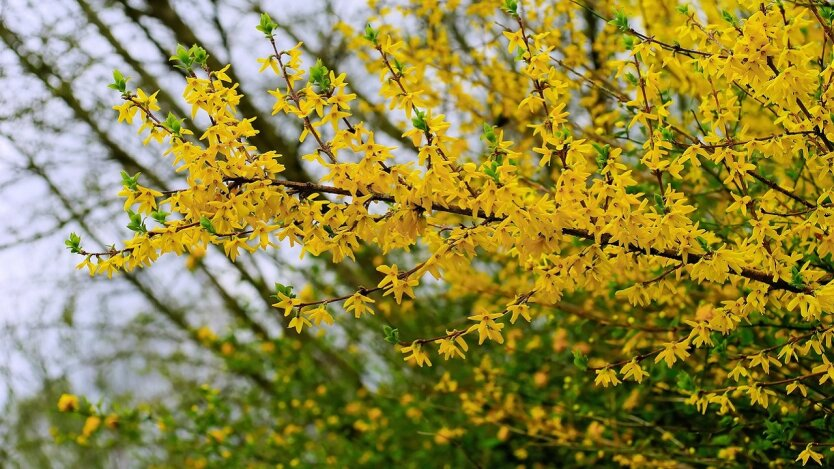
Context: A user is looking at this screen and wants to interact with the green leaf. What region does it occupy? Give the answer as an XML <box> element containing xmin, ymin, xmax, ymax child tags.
<box><xmin>502</xmin><ymin>0</ymin><xmax>518</xmax><ymax>16</ymax></box>
<box><xmin>696</xmin><ymin>236</ymin><xmax>712</xmax><ymax>253</ymax></box>
<box><xmin>199</xmin><ymin>215</ymin><xmax>216</xmax><ymax>235</ymax></box>
<box><xmin>170</xmin><ymin>43</ymin><xmax>194</xmax><ymax>71</ymax></box>
<box><xmin>411</xmin><ymin>109</ymin><xmax>428</xmax><ymax>132</ymax></box>
<box><xmin>65</xmin><ymin>232</ymin><xmax>82</xmax><ymax>253</ymax></box>
<box><xmin>675</xmin><ymin>371</ymin><xmax>694</xmax><ymax>391</ymax></box>
<box><xmin>189</xmin><ymin>45</ymin><xmax>208</xmax><ymax>66</ymax></box>
<box><xmin>710</xmin><ymin>434</ymin><xmax>732</xmax><ymax>446</ymax></box>
<box><xmin>392</xmin><ymin>58</ymin><xmax>405</xmax><ymax>74</ymax></box>
<box><xmin>271</xmin><ymin>282</ymin><xmax>296</xmax><ymax>300</ymax></box>
<box><xmin>383</xmin><ymin>325</ymin><xmax>400</xmax><ymax>344</ymax></box>
<box><xmin>482</xmin><ymin>122</ymin><xmax>498</xmax><ymax>147</ymax></box>
<box><xmin>108</xmin><ymin>69</ymin><xmax>128</xmax><ymax>92</ymax></box>
<box><xmin>308</xmin><ymin>59</ymin><xmax>331</xmax><ymax>91</ymax></box>
<box><xmin>256</xmin><ymin>13</ymin><xmax>278</xmax><ymax>38</ymax></box>
<box><xmin>572</xmin><ymin>349</ymin><xmax>588</xmax><ymax>370</ymax></box>
<box><xmin>720</xmin><ymin>10</ymin><xmax>737</xmax><ymax>26</ymax></box>
<box><xmin>126</xmin><ymin>210</ymin><xmax>147</xmax><ymax>233</ymax></box>
<box><xmin>659</xmin><ymin>126</ymin><xmax>674</xmax><ymax>141</ymax></box>
<box><xmin>608</xmin><ymin>10</ymin><xmax>629</xmax><ymax>32</ymax></box>
<box><xmin>790</xmin><ymin>264</ymin><xmax>805</xmax><ymax>289</ymax></box>
<box><xmin>653</xmin><ymin>192</ymin><xmax>665</xmax><ymax>212</ymax></box>
<box><xmin>151</xmin><ymin>211</ymin><xmax>169</xmax><ymax>224</ymax></box>
<box><xmin>821</xmin><ymin>6</ymin><xmax>834</xmax><ymax>24</ymax></box>
<box><xmin>121</xmin><ymin>170</ymin><xmax>140</xmax><ymax>191</ymax></box>
<box><xmin>363</xmin><ymin>24</ymin><xmax>379</xmax><ymax>45</ymax></box>
<box><xmin>164</xmin><ymin>112</ymin><xmax>182</xmax><ymax>135</ymax></box>
<box><xmin>592</xmin><ymin>143</ymin><xmax>611</xmax><ymax>170</ymax></box>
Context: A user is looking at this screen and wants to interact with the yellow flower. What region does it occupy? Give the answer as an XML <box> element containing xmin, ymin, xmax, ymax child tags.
<box><xmin>82</xmin><ymin>415</ymin><xmax>101</xmax><ymax>438</ymax></box>
<box><xmin>466</xmin><ymin>309</ymin><xmax>505</xmax><ymax>345</ymax></box>
<box><xmin>507</xmin><ymin>303</ymin><xmax>531</xmax><ymax>324</ymax></box>
<box><xmin>196</xmin><ymin>326</ymin><xmax>216</xmax><ymax>343</ymax></box>
<box><xmin>208</xmin><ymin>426</ymin><xmax>232</xmax><ymax>444</ymax></box>
<box><xmin>620</xmin><ymin>359</ymin><xmax>649</xmax><ymax>383</ymax></box>
<box><xmin>113</xmin><ymin>101</ymin><xmax>138</xmax><ymax>124</ymax></box>
<box><xmin>305</xmin><ymin>306</ymin><xmax>334</xmax><ymax>326</ymax></box>
<box><xmin>212</xmin><ymin>64</ymin><xmax>231</xmax><ymax>82</ymax></box>
<box><xmin>104</xmin><ymin>414</ymin><xmax>119</xmax><ymax>429</ymax></box>
<box><xmin>437</xmin><ymin>332</ymin><xmax>468</xmax><ymax>360</ymax></box>
<box><xmin>344</xmin><ymin>293</ymin><xmax>375</xmax><ymax>319</ymax></box>
<box><xmin>655</xmin><ymin>341</ymin><xmax>690</xmax><ymax>368</ymax></box>
<box><xmin>400</xmin><ymin>341</ymin><xmax>431</xmax><ymax>367</ymax></box>
<box><xmin>257</xmin><ymin>56</ymin><xmax>280</xmax><ymax>74</ymax></box>
<box><xmin>288</xmin><ymin>315</ymin><xmax>311</xmax><ymax>334</ymax></box>
<box><xmin>272</xmin><ymin>293</ymin><xmax>300</xmax><ymax>317</ymax></box>
<box><xmin>594</xmin><ymin>367</ymin><xmax>620</xmax><ymax>388</ymax></box>
<box><xmin>796</xmin><ymin>443</ymin><xmax>824</xmax><ymax>466</ymax></box>
<box><xmin>57</xmin><ymin>394</ymin><xmax>79</xmax><ymax>412</ymax></box>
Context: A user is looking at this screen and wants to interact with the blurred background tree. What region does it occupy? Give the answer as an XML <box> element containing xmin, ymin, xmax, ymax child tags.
<box><xmin>0</xmin><ymin>0</ymin><xmax>385</xmax><ymax>465</ymax></box>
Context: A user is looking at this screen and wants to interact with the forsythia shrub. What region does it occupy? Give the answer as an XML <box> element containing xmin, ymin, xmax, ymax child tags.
<box><xmin>59</xmin><ymin>0</ymin><xmax>834</xmax><ymax>466</ymax></box>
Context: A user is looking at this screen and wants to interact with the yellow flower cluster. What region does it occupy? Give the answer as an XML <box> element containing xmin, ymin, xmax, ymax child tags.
<box><xmin>72</xmin><ymin>1</ymin><xmax>834</xmax><ymax>464</ymax></box>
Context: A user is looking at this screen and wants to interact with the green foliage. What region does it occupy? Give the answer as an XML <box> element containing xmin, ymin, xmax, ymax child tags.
<box><xmin>126</xmin><ymin>210</ymin><xmax>146</xmax><ymax>234</ymax></box>
<box><xmin>411</xmin><ymin>108</ymin><xmax>428</xmax><ymax>132</ymax></box>
<box><xmin>199</xmin><ymin>215</ymin><xmax>216</xmax><ymax>235</ymax></box>
<box><xmin>308</xmin><ymin>59</ymin><xmax>331</xmax><ymax>91</ymax></box>
<box><xmin>256</xmin><ymin>13</ymin><xmax>278</xmax><ymax>38</ymax></box>
<box><xmin>107</xmin><ymin>69</ymin><xmax>128</xmax><ymax>93</ymax></box>
<box><xmin>120</xmin><ymin>170</ymin><xmax>140</xmax><ymax>191</ymax></box>
<box><xmin>64</xmin><ymin>232</ymin><xmax>82</xmax><ymax>254</ymax></box>
<box><xmin>608</xmin><ymin>10</ymin><xmax>629</xmax><ymax>31</ymax></box>
<box><xmin>363</xmin><ymin>24</ymin><xmax>379</xmax><ymax>44</ymax></box>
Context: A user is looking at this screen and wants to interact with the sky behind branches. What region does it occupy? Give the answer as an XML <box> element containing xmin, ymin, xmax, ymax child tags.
<box><xmin>0</xmin><ymin>0</ymin><xmax>367</xmax><ymax>407</ymax></box>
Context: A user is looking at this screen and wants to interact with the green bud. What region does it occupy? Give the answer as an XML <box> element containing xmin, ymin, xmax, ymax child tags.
<box><xmin>392</xmin><ymin>58</ymin><xmax>405</xmax><ymax>74</ymax></box>
<box><xmin>592</xmin><ymin>143</ymin><xmax>611</xmax><ymax>170</ymax></box>
<box><xmin>199</xmin><ymin>215</ymin><xmax>216</xmax><ymax>235</ymax></box>
<box><xmin>107</xmin><ymin>69</ymin><xmax>129</xmax><ymax>93</ymax></box>
<box><xmin>720</xmin><ymin>10</ymin><xmax>737</xmax><ymax>27</ymax></box>
<box><xmin>151</xmin><ymin>211</ymin><xmax>169</xmax><ymax>224</ymax></box>
<box><xmin>256</xmin><ymin>13</ymin><xmax>278</xmax><ymax>38</ymax></box>
<box><xmin>65</xmin><ymin>232</ymin><xmax>82</xmax><ymax>253</ymax></box>
<box><xmin>696</xmin><ymin>236</ymin><xmax>712</xmax><ymax>253</ymax></box>
<box><xmin>309</xmin><ymin>59</ymin><xmax>331</xmax><ymax>91</ymax></box>
<box><xmin>164</xmin><ymin>112</ymin><xmax>182</xmax><ymax>135</ymax></box>
<box><xmin>790</xmin><ymin>265</ymin><xmax>805</xmax><ymax>289</ymax></box>
<box><xmin>363</xmin><ymin>24</ymin><xmax>379</xmax><ymax>44</ymax></box>
<box><xmin>189</xmin><ymin>44</ymin><xmax>208</xmax><ymax>66</ymax></box>
<box><xmin>411</xmin><ymin>109</ymin><xmax>428</xmax><ymax>132</ymax></box>
<box><xmin>121</xmin><ymin>170</ymin><xmax>140</xmax><ymax>191</ymax></box>
<box><xmin>170</xmin><ymin>44</ymin><xmax>194</xmax><ymax>71</ymax></box>
<box><xmin>608</xmin><ymin>10</ymin><xmax>629</xmax><ymax>32</ymax></box>
<box><xmin>383</xmin><ymin>325</ymin><xmax>400</xmax><ymax>344</ymax></box>
<box><xmin>126</xmin><ymin>210</ymin><xmax>147</xmax><ymax>233</ymax></box>
<box><xmin>271</xmin><ymin>282</ymin><xmax>296</xmax><ymax>300</ymax></box>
